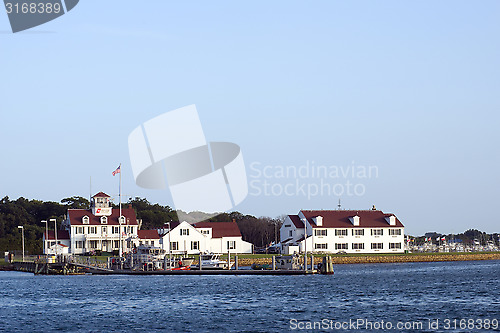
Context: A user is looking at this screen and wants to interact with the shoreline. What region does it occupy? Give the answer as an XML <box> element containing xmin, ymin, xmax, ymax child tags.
<box><xmin>2</xmin><ymin>253</ymin><xmax>499</xmax><ymax>273</ymax></box>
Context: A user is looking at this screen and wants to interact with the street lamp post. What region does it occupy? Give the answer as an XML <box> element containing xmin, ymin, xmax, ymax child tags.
<box><xmin>167</xmin><ymin>222</ymin><xmax>171</xmax><ymax>271</ymax></box>
<box><xmin>41</xmin><ymin>220</ymin><xmax>48</xmax><ymax>255</ymax></box>
<box><xmin>17</xmin><ymin>226</ymin><xmax>24</xmax><ymax>262</ymax></box>
<box><xmin>50</xmin><ymin>219</ymin><xmax>57</xmax><ymax>258</ymax></box>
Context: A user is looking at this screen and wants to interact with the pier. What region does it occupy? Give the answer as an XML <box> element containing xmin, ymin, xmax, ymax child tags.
<box><xmin>10</xmin><ymin>261</ymin><xmax>317</xmax><ymax>275</ymax></box>
<box><xmin>7</xmin><ymin>254</ymin><xmax>322</xmax><ymax>276</ymax></box>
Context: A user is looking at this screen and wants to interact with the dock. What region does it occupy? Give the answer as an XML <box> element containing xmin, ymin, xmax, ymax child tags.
<box><xmin>10</xmin><ymin>261</ymin><xmax>318</xmax><ymax>275</ymax></box>
<box><xmin>8</xmin><ymin>254</ymin><xmax>336</xmax><ymax>276</ymax></box>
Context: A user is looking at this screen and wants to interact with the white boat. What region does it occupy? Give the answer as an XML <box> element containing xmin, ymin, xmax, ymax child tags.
<box><xmin>126</xmin><ymin>246</ymin><xmax>194</xmax><ymax>271</ymax></box>
<box><xmin>197</xmin><ymin>253</ymin><xmax>233</xmax><ymax>269</ymax></box>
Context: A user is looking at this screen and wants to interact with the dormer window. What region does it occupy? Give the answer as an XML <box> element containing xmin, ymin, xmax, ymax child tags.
<box><xmin>100</xmin><ymin>216</ymin><xmax>108</xmax><ymax>224</ymax></box>
<box><xmin>82</xmin><ymin>216</ymin><xmax>89</xmax><ymax>224</ymax></box>
<box><xmin>119</xmin><ymin>216</ymin><xmax>126</xmax><ymax>224</ymax></box>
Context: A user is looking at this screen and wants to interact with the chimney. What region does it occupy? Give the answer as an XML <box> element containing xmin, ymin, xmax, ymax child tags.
<box><xmin>349</xmin><ymin>215</ymin><xmax>360</xmax><ymax>226</ymax></box>
<box><xmin>385</xmin><ymin>215</ymin><xmax>396</xmax><ymax>226</ymax></box>
<box><xmin>313</xmin><ymin>216</ymin><xmax>323</xmax><ymax>227</ymax></box>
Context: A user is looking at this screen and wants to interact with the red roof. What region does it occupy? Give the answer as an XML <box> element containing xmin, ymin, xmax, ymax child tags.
<box><xmin>92</xmin><ymin>192</ymin><xmax>110</xmax><ymax>198</ymax></box>
<box><xmin>300</xmin><ymin>210</ymin><xmax>404</xmax><ymax>228</ymax></box>
<box><xmin>288</xmin><ymin>215</ymin><xmax>304</xmax><ymax>229</ymax></box>
<box><xmin>44</xmin><ymin>230</ymin><xmax>70</xmax><ymax>240</ymax></box>
<box><xmin>138</xmin><ymin>230</ymin><xmax>160</xmax><ymax>240</ymax></box>
<box><xmin>192</xmin><ymin>221</ymin><xmax>242</xmax><ymax>238</ymax></box>
<box><xmin>67</xmin><ymin>208</ymin><xmax>138</xmax><ymax>226</ymax></box>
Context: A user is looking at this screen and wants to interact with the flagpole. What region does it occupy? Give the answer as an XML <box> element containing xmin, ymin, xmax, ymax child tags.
<box><xmin>119</xmin><ymin>163</ymin><xmax>122</xmax><ymax>258</ymax></box>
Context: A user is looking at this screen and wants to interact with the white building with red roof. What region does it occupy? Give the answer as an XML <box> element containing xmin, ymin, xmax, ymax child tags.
<box><xmin>158</xmin><ymin>220</ymin><xmax>253</xmax><ymax>254</ymax></box>
<box><xmin>61</xmin><ymin>192</ymin><xmax>139</xmax><ymax>255</ymax></box>
<box><xmin>280</xmin><ymin>208</ymin><xmax>405</xmax><ymax>254</ymax></box>
<box><xmin>42</xmin><ymin>230</ymin><xmax>71</xmax><ymax>255</ymax></box>
<box><xmin>137</xmin><ymin>229</ymin><xmax>161</xmax><ymax>248</ymax></box>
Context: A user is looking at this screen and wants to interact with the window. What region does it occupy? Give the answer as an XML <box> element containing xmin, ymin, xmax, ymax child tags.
<box><xmin>371</xmin><ymin>229</ymin><xmax>383</xmax><ymax>236</ymax></box>
<box><xmin>180</xmin><ymin>229</ymin><xmax>189</xmax><ymax>236</ymax></box>
<box><xmin>102</xmin><ymin>226</ymin><xmax>107</xmax><ymax>235</ymax></box>
<box><xmin>335</xmin><ymin>229</ymin><xmax>348</xmax><ymax>236</ymax></box>
<box><xmin>114</xmin><ymin>240</ymin><xmax>120</xmax><ymax>248</ymax></box>
<box><xmin>100</xmin><ymin>216</ymin><xmax>107</xmax><ymax>224</ymax></box>
<box><xmin>227</xmin><ymin>241</ymin><xmax>236</xmax><ymax>250</ymax></box>
<box><xmin>200</xmin><ymin>229</ymin><xmax>210</xmax><ymax>235</ymax></box>
<box><xmin>371</xmin><ymin>243</ymin><xmax>383</xmax><ymax>249</ymax></box>
<box><xmin>284</xmin><ymin>224</ymin><xmax>291</xmax><ymax>227</ymax></box>
<box><xmin>289</xmin><ymin>230</ymin><xmax>293</xmax><ymax>237</ymax></box>
<box><xmin>335</xmin><ymin>243</ymin><xmax>348</xmax><ymax>250</ymax></box>
<box><xmin>315</xmin><ymin>243</ymin><xmax>327</xmax><ymax>249</ymax></box>
<box><xmin>75</xmin><ymin>241</ymin><xmax>84</xmax><ymax>249</ymax></box>
<box><xmin>112</xmin><ymin>226</ymin><xmax>120</xmax><ymax>234</ymax></box>
<box><xmin>170</xmin><ymin>242</ymin><xmax>178</xmax><ymax>251</ymax></box>
<box><xmin>77</xmin><ymin>227</ymin><xmax>83</xmax><ymax>234</ymax></box>
<box><xmin>389</xmin><ymin>243</ymin><xmax>402</xmax><ymax>249</ymax></box>
<box><xmin>353</xmin><ymin>229</ymin><xmax>364</xmax><ymax>236</ymax></box>
<box><xmin>89</xmin><ymin>227</ymin><xmax>97</xmax><ymax>234</ymax></box>
<box><xmin>314</xmin><ymin>229</ymin><xmax>327</xmax><ymax>236</ymax></box>
<box><xmin>89</xmin><ymin>240</ymin><xmax>98</xmax><ymax>249</ymax></box>
<box><xmin>352</xmin><ymin>243</ymin><xmax>364</xmax><ymax>250</ymax></box>
<box><xmin>119</xmin><ymin>216</ymin><xmax>126</xmax><ymax>224</ymax></box>
<box><xmin>389</xmin><ymin>229</ymin><xmax>402</xmax><ymax>236</ymax></box>
<box><xmin>82</xmin><ymin>216</ymin><xmax>89</xmax><ymax>224</ymax></box>
<box><xmin>191</xmin><ymin>241</ymin><xmax>199</xmax><ymax>250</ymax></box>
<box><xmin>96</xmin><ymin>197</ymin><xmax>107</xmax><ymax>208</ymax></box>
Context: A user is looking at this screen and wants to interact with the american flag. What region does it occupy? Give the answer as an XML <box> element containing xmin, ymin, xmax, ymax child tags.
<box><xmin>112</xmin><ymin>165</ymin><xmax>121</xmax><ymax>176</ymax></box>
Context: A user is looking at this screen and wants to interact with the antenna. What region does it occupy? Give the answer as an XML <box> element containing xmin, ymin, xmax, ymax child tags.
<box><xmin>89</xmin><ymin>176</ymin><xmax>92</xmax><ymax>209</ymax></box>
<box><xmin>337</xmin><ymin>198</ymin><xmax>341</xmax><ymax>210</ymax></box>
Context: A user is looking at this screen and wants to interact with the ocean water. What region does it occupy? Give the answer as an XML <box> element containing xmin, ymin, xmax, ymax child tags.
<box><xmin>0</xmin><ymin>260</ymin><xmax>499</xmax><ymax>332</ymax></box>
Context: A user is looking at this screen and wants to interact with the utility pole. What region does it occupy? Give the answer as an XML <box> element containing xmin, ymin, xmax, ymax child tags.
<box><xmin>17</xmin><ymin>226</ymin><xmax>24</xmax><ymax>262</ymax></box>
<box><xmin>41</xmin><ymin>220</ymin><xmax>48</xmax><ymax>255</ymax></box>
<box><xmin>50</xmin><ymin>219</ymin><xmax>57</xmax><ymax>258</ymax></box>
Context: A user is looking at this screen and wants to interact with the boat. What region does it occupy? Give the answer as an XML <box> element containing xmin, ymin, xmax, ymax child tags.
<box><xmin>195</xmin><ymin>253</ymin><xmax>233</xmax><ymax>269</ymax></box>
<box><xmin>126</xmin><ymin>245</ymin><xmax>194</xmax><ymax>271</ymax></box>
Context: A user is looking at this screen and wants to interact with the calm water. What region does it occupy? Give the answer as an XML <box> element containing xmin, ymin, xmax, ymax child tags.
<box><xmin>0</xmin><ymin>260</ymin><xmax>499</xmax><ymax>332</ymax></box>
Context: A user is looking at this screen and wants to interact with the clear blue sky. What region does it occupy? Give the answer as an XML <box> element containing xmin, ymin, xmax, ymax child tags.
<box><xmin>1</xmin><ymin>1</ymin><xmax>499</xmax><ymax>235</ymax></box>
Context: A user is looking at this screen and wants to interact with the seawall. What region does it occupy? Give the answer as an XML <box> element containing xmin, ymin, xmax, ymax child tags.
<box><xmin>236</xmin><ymin>253</ymin><xmax>500</xmax><ymax>266</ymax></box>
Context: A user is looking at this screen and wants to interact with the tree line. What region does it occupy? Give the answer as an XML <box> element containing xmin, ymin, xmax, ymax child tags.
<box><xmin>0</xmin><ymin>196</ymin><xmax>283</xmax><ymax>255</ymax></box>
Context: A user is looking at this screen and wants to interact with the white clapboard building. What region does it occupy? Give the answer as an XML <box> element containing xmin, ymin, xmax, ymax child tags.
<box><xmin>280</xmin><ymin>208</ymin><xmax>405</xmax><ymax>254</ymax></box>
<box><xmin>61</xmin><ymin>192</ymin><xmax>139</xmax><ymax>255</ymax></box>
<box><xmin>157</xmin><ymin>220</ymin><xmax>253</xmax><ymax>254</ymax></box>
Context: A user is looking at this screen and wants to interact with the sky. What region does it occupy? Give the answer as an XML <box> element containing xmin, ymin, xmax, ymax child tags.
<box><xmin>0</xmin><ymin>1</ymin><xmax>499</xmax><ymax>235</ymax></box>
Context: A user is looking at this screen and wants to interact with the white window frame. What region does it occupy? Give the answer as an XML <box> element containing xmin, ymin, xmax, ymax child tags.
<box><xmin>314</xmin><ymin>229</ymin><xmax>327</xmax><ymax>236</ymax></box>
<box><xmin>352</xmin><ymin>243</ymin><xmax>364</xmax><ymax>250</ymax></box>
<box><xmin>227</xmin><ymin>241</ymin><xmax>236</xmax><ymax>250</ymax></box>
<box><xmin>335</xmin><ymin>243</ymin><xmax>348</xmax><ymax>250</ymax></box>
<box><xmin>335</xmin><ymin>229</ymin><xmax>348</xmax><ymax>236</ymax></box>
